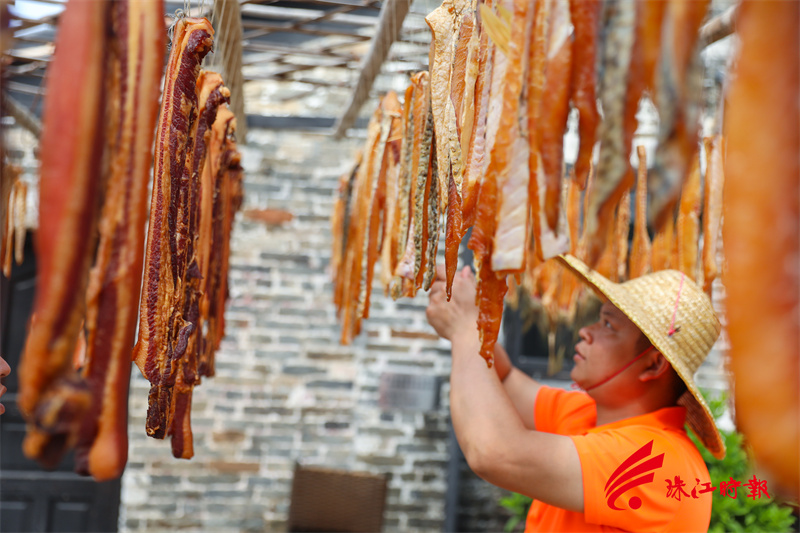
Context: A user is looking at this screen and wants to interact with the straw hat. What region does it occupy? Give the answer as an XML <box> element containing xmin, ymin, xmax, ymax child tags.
<box><xmin>557</xmin><ymin>254</ymin><xmax>725</xmax><ymax>460</ymax></box>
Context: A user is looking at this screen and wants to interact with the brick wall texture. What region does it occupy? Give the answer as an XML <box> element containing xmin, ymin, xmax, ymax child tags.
<box><xmin>117</xmin><ymin>127</ymin><xmax>731</xmax><ymax>533</ymax></box>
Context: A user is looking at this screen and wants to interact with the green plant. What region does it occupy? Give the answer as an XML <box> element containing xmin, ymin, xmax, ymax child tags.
<box><xmin>498</xmin><ymin>390</ymin><xmax>798</xmax><ymax>532</ymax></box>
<box><xmin>499</xmin><ymin>491</ymin><xmax>532</xmax><ymax>533</ymax></box>
<box><xmin>689</xmin><ymin>390</ymin><xmax>797</xmax><ymax>533</ymax></box>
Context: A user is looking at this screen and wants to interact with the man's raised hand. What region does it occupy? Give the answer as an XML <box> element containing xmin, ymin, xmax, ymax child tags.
<box><xmin>426</xmin><ymin>265</ymin><xmax>479</xmax><ymax>341</ymax></box>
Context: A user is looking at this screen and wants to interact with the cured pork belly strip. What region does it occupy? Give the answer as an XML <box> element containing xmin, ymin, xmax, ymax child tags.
<box><xmin>18</xmin><ymin>0</ymin><xmax>110</xmax><ymax>467</ymax></box>
<box><xmin>649</xmin><ymin>0</ymin><xmax>710</xmax><ymax>230</ymax></box>
<box><xmin>585</xmin><ymin>0</ymin><xmax>635</xmax><ymax>266</ymax></box>
<box><xmin>399</xmin><ymin>72</ymin><xmax>432</xmax><ymax>292</ymax></box>
<box><xmin>490</xmin><ymin>0</ymin><xmax>533</xmax><ymax>274</ymax></box>
<box><xmin>538</xmin><ymin>0</ymin><xmax>572</xmax><ymax>234</ymax></box>
<box><xmin>724</xmin><ymin>0</ymin><xmax>799</xmax><ymax>497</ymax></box>
<box><xmin>332</xmin><ymin>157</ymin><xmax>360</xmax><ymax>313</ymax></box>
<box><xmin>650</xmin><ymin>211</ymin><xmax>674</xmax><ymax>272</ymax></box>
<box><xmin>358</xmin><ymin>95</ymin><xmax>398</xmax><ymax>319</ymax></box>
<box><xmin>379</xmin><ymin>106</ymin><xmax>403</xmax><ymax>291</ymax></box>
<box><xmin>1</xmin><ymin>172</ymin><xmax>25</xmax><ymax>277</ymax></box>
<box><xmin>200</xmin><ymin>106</ymin><xmax>238</xmax><ymax>375</ymax></box>
<box><xmin>75</xmin><ymin>0</ymin><xmax>165</xmax><ymax>480</ymax></box>
<box><xmin>169</xmin><ymin>73</ymin><xmax>230</xmax><ymax>459</ymax></box>
<box><xmin>133</xmin><ymin>17</ymin><xmax>214</xmax><ymax>440</ymax></box>
<box><xmin>701</xmin><ymin>135</ymin><xmax>723</xmax><ymax>296</ymax></box>
<box><xmin>675</xmin><ymin>151</ymin><xmax>700</xmax><ymax>281</ymax></box>
<box><xmin>176</xmin><ymin>110</ymin><xmax>241</xmax><ymax>457</ymax></box>
<box><xmin>460</xmin><ymin>0</ymin><xmax>492</xmax><ymax>230</ymax></box>
<box><xmin>340</xmin><ymin>107</ymin><xmax>382</xmax><ymax>342</ymax></box>
<box><xmin>568</xmin><ymin>0</ymin><xmax>601</xmax><ymax>190</ymax></box>
<box><xmin>389</xmin><ymin>84</ymin><xmax>415</xmax><ymax>300</ymax></box>
<box><xmin>628</xmin><ymin>146</ymin><xmax>651</xmax><ymax>279</ymax></box>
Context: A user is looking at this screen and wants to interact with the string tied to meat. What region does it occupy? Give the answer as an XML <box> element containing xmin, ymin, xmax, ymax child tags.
<box><xmin>667</xmin><ymin>273</ymin><xmax>686</xmax><ymax>336</ymax></box>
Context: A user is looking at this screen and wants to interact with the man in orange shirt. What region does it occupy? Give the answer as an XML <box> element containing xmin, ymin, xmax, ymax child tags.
<box><xmin>426</xmin><ymin>254</ymin><xmax>725</xmax><ymax>532</ymax></box>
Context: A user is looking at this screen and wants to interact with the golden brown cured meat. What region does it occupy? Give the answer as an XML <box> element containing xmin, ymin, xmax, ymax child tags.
<box><xmin>379</xmin><ymin>110</ymin><xmax>404</xmax><ymax>291</ymax></box>
<box><xmin>358</xmin><ymin>95</ymin><xmax>399</xmax><ymax>319</ymax></box>
<box><xmin>701</xmin><ymin>135</ymin><xmax>723</xmax><ymax>296</ymax></box>
<box><xmin>18</xmin><ymin>0</ymin><xmax>110</xmax><ymax>468</ymax></box>
<box><xmin>410</xmin><ymin>74</ymin><xmax>434</xmax><ymax>289</ymax></box>
<box><xmin>1</xmin><ymin>171</ymin><xmax>25</xmax><ymax>277</ymax></box>
<box><xmin>390</xmin><ymin>84</ymin><xmax>415</xmax><ymax>297</ymax></box>
<box><xmin>341</xmin><ymin>106</ymin><xmax>382</xmax><ymax>341</ymax></box>
<box><xmin>568</xmin><ymin>0</ymin><xmax>601</xmax><ymax>190</ymax></box>
<box><xmin>586</xmin><ymin>0</ymin><xmax>635</xmax><ymax>266</ymax></box>
<box><xmin>460</xmin><ymin>0</ymin><xmax>492</xmax><ymax>230</ymax></box>
<box><xmin>628</xmin><ymin>146</ymin><xmax>651</xmax><ymax>279</ymax></box>
<box><xmin>199</xmin><ymin>106</ymin><xmax>238</xmax><ymax>376</ymax></box>
<box><xmin>169</xmin><ymin>73</ymin><xmax>231</xmax><ymax>459</ymax></box>
<box><xmin>426</xmin><ymin>0</ymin><xmax>465</xmax><ymax>214</ymax></box>
<box><xmin>649</xmin><ymin>0</ymin><xmax>710</xmax><ymax>230</ymax></box>
<box><xmin>724</xmin><ymin>0</ymin><xmax>799</xmax><ymax>499</ymax></box>
<box><xmin>650</xmin><ymin>211</ymin><xmax>674</xmax><ymax>272</ymax></box>
<box><xmin>75</xmin><ymin>0</ymin><xmax>165</xmax><ymax>479</ymax></box>
<box><xmin>538</xmin><ymin>0</ymin><xmax>573</xmax><ymax>233</ymax></box>
<box><xmin>675</xmin><ymin>151</ymin><xmax>701</xmax><ymax>282</ymax></box>
<box><xmin>331</xmin><ymin>156</ymin><xmax>360</xmax><ymax>313</ymax></box>
<box><xmin>490</xmin><ymin>0</ymin><xmax>534</xmax><ymax>274</ymax></box>
<box><xmin>132</xmin><ymin>17</ymin><xmax>214</xmax><ymax>440</ymax></box>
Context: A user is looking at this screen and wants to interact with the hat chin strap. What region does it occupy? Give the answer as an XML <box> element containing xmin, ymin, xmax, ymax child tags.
<box><xmin>574</xmin><ymin>346</ymin><xmax>656</xmax><ymax>392</ymax></box>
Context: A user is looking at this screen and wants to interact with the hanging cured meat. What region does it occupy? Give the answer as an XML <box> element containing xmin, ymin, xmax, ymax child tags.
<box><xmin>586</xmin><ymin>0</ymin><xmax>635</xmax><ymax>266</ymax></box>
<box><xmin>568</xmin><ymin>0</ymin><xmax>601</xmax><ymax>190</ymax></box>
<box><xmin>333</xmin><ymin>0</ymin><xmax>744</xmax><ymax>373</ymax></box>
<box><xmin>701</xmin><ymin>135</ymin><xmax>723</xmax><ymax>297</ymax></box>
<box><xmin>199</xmin><ymin>106</ymin><xmax>241</xmax><ymax>380</ymax></box>
<box><xmin>18</xmin><ymin>0</ymin><xmax>111</xmax><ymax>468</ymax></box>
<box><xmin>538</xmin><ymin>0</ymin><xmax>572</xmax><ymax>235</ymax></box>
<box><xmin>675</xmin><ymin>151</ymin><xmax>701</xmax><ymax>281</ymax></box>
<box><xmin>460</xmin><ymin>0</ymin><xmax>492</xmax><ymax>230</ymax></box>
<box><xmin>132</xmin><ymin>16</ymin><xmax>214</xmax><ymax>444</ymax></box>
<box><xmin>1</xmin><ymin>169</ymin><xmax>25</xmax><ymax>277</ymax></box>
<box><xmin>490</xmin><ymin>0</ymin><xmax>533</xmax><ymax>275</ymax></box>
<box><xmin>75</xmin><ymin>0</ymin><xmax>165</xmax><ymax>480</ymax></box>
<box><xmin>724</xmin><ymin>0</ymin><xmax>799</xmax><ymax>500</ymax></box>
<box><xmin>628</xmin><ymin>146</ymin><xmax>651</xmax><ymax>279</ymax></box>
<box><xmin>649</xmin><ymin>0</ymin><xmax>710</xmax><ymax>230</ymax></box>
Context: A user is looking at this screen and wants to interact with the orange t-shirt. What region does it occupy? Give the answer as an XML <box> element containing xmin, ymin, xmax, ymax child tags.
<box><xmin>525</xmin><ymin>386</ymin><xmax>711</xmax><ymax>532</ymax></box>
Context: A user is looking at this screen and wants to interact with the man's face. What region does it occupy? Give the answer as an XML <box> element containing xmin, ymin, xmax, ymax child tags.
<box><xmin>571</xmin><ymin>301</ymin><xmax>647</xmax><ymax>390</ymax></box>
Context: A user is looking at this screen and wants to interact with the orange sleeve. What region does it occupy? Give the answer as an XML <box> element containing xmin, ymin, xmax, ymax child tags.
<box><xmin>571</xmin><ymin>428</ymin><xmax>709</xmax><ymax>532</ymax></box>
<box><xmin>534</xmin><ymin>386</ymin><xmax>595</xmax><ymax>434</ymax></box>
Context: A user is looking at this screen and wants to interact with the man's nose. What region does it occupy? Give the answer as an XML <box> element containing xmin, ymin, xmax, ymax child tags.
<box><xmin>578</xmin><ymin>326</ymin><xmax>592</xmax><ymax>343</ymax></box>
<box><xmin>0</xmin><ymin>357</ymin><xmax>10</xmax><ymax>379</ymax></box>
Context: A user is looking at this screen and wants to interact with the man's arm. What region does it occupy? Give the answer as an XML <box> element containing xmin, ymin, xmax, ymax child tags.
<box><xmin>425</xmin><ymin>266</ymin><xmax>583</xmax><ymax>511</ymax></box>
<box><xmin>426</xmin><ymin>265</ymin><xmax>543</xmax><ymax>429</ymax></box>
<box><xmin>492</xmin><ymin>342</ymin><xmax>543</xmax><ymax>430</ymax></box>
<box><xmin>449</xmin><ymin>323</ymin><xmax>584</xmax><ymax>512</ymax></box>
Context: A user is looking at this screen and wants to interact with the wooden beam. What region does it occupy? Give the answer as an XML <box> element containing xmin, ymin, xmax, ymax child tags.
<box><xmin>2</xmin><ymin>93</ymin><xmax>43</xmax><ymax>138</ymax></box>
<box><xmin>332</xmin><ymin>0</ymin><xmax>411</xmax><ymax>138</ymax></box>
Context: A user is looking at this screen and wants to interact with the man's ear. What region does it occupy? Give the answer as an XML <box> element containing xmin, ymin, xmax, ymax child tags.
<box><xmin>638</xmin><ymin>351</ymin><xmax>671</xmax><ymax>382</ymax></box>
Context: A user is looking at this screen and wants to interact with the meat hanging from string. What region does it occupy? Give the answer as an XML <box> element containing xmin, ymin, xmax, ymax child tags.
<box><xmin>18</xmin><ymin>0</ymin><xmax>112</xmax><ymax>470</ymax></box>
<box><xmin>75</xmin><ymin>0</ymin><xmax>165</xmax><ymax>480</ymax></box>
<box><xmin>332</xmin><ymin>0</ymin><xmax>737</xmax><ymax>368</ymax></box>
<box><xmin>132</xmin><ymin>16</ymin><xmax>214</xmax><ymax>444</ymax></box>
